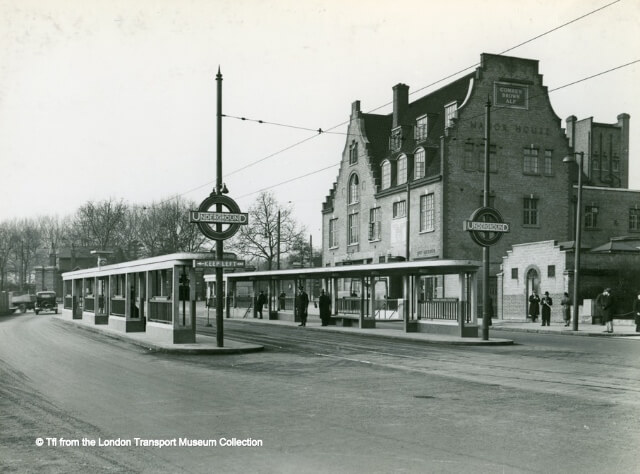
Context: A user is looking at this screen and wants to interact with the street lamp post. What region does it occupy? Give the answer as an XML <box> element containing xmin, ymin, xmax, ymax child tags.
<box><xmin>563</xmin><ymin>151</ymin><xmax>584</xmax><ymax>331</ymax></box>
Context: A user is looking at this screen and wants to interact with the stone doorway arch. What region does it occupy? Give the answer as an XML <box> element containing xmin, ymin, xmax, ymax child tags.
<box><xmin>526</xmin><ymin>267</ymin><xmax>540</xmax><ymax>318</ymax></box>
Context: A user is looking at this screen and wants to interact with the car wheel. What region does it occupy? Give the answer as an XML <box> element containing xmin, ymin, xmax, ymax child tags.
<box><xmin>19</xmin><ymin>303</ymin><xmax>26</xmax><ymax>313</ymax></box>
<box><xmin>54</xmin><ymin>309</ymin><xmax>58</xmax><ymax>314</ymax></box>
<box><xmin>35</xmin><ymin>310</ymin><xmax>39</xmax><ymax>315</ymax></box>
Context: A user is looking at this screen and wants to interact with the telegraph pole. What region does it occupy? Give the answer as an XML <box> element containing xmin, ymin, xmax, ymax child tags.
<box><xmin>215</xmin><ymin>67</ymin><xmax>224</xmax><ymax>347</ymax></box>
<box><xmin>482</xmin><ymin>98</ymin><xmax>491</xmax><ymax>341</ymax></box>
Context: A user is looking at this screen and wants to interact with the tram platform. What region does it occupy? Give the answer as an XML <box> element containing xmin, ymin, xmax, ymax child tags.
<box><xmin>53</xmin><ymin>315</ymin><xmax>264</xmax><ymax>354</ymax></box>
<box><xmin>210</xmin><ymin>306</ymin><xmax>514</xmax><ymax>346</ymax></box>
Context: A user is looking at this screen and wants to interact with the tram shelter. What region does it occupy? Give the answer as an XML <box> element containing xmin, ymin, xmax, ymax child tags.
<box><xmin>61</xmin><ymin>253</ymin><xmax>209</xmax><ymax>344</ymax></box>
<box><xmin>221</xmin><ymin>259</ymin><xmax>481</xmax><ymax>337</ymax></box>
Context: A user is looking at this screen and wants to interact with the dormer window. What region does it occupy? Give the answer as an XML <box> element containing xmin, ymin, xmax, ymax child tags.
<box><xmin>397</xmin><ymin>154</ymin><xmax>407</xmax><ymax>185</ymax></box>
<box><xmin>389</xmin><ymin>127</ymin><xmax>402</xmax><ymax>151</ymax></box>
<box><xmin>381</xmin><ymin>160</ymin><xmax>391</xmax><ymax>189</ymax></box>
<box><xmin>414</xmin><ymin>148</ymin><xmax>425</xmax><ymax>179</ymax></box>
<box><xmin>415</xmin><ymin>115</ymin><xmax>428</xmax><ymax>141</ymax></box>
<box><xmin>349</xmin><ymin>141</ymin><xmax>358</xmax><ymax>165</ymax></box>
<box><xmin>444</xmin><ymin>101</ymin><xmax>458</xmax><ymax>128</ymax></box>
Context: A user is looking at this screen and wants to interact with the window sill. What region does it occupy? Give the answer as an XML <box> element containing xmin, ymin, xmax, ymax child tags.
<box><xmin>368</xmin><ymin>238</ymin><xmax>381</xmax><ymax>243</ymax></box>
<box><xmin>419</xmin><ymin>229</ymin><xmax>435</xmax><ymax>234</ymax></box>
<box><xmin>522</xmin><ymin>224</ymin><xmax>540</xmax><ymax>228</ymax></box>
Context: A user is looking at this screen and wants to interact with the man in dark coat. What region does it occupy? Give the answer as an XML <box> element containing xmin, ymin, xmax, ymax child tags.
<box><xmin>256</xmin><ymin>291</ymin><xmax>267</xmax><ymax>319</ymax></box>
<box><xmin>597</xmin><ymin>288</ymin><xmax>615</xmax><ymax>333</ymax></box>
<box><xmin>297</xmin><ymin>286</ymin><xmax>309</xmax><ymax>327</ymax></box>
<box><xmin>540</xmin><ymin>291</ymin><xmax>553</xmax><ymax>326</ymax></box>
<box><xmin>318</xmin><ymin>289</ymin><xmax>331</xmax><ymax>326</ymax></box>
<box><xmin>633</xmin><ymin>293</ymin><xmax>640</xmax><ymax>333</ymax></box>
<box><xmin>528</xmin><ymin>291</ymin><xmax>540</xmax><ymax>322</ymax></box>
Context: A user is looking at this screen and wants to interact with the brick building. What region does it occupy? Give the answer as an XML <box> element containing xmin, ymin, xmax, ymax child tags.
<box><xmin>321</xmin><ymin>52</ymin><xmax>633</xmax><ymax>305</ymax></box>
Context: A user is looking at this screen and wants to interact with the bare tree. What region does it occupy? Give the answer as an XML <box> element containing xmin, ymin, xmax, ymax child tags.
<box><xmin>39</xmin><ymin>215</ymin><xmax>66</xmax><ymax>263</ymax></box>
<box><xmin>0</xmin><ymin>221</ymin><xmax>19</xmax><ymax>291</ymax></box>
<box><xmin>10</xmin><ymin>218</ymin><xmax>42</xmax><ymax>291</ymax></box>
<box><xmin>73</xmin><ymin>198</ymin><xmax>127</xmax><ymax>251</ymax></box>
<box><xmin>137</xmin><ymin>198</ymin><xmax>209</xmax><ymax>257</ymax></box>
<box><xmin>228</xmin><ymin>192</ymin><xmax>304</xmax><ymax>270</ymax></box>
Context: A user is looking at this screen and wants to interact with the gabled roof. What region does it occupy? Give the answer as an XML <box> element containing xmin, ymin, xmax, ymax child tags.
<box><xmin>359</xmin><ymin>72</ymin><xmax>474</xmax><ymax>181</ymax></box>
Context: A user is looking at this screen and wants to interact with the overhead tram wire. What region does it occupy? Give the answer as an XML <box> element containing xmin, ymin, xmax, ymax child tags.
<box><xmin>151</xmin><ymin>58</ymin><xmax>637</xmax><ymax>207</ymax></box>
<box><xmin>154</xmin><ymin>0</ymin><xmax>622</xmax><ymax>205</ymax></box>
<box><xmin>230</xmin><ymin>58</ymin><xmax>640</xmax><ymax>200</ymax></box>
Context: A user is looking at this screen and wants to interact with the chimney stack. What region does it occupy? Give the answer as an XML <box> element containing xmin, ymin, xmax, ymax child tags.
<box><xmin>392</xmin><ymin>83</ymin><xmax>409</xmax><ymax>128</ymax></box>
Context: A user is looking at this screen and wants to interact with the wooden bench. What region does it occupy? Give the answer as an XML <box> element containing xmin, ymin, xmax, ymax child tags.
<box><xmin>331</xmin><ymin>314</ymin><xmax>376</xmax><ymax>328</ymax></box>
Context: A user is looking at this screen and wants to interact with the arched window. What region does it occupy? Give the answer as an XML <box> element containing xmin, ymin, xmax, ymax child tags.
<box><xmin>397</xmin><ymin>154</ymin><xmax>407</xmax><ymax>185</ymax></box>
<box><xmin>348</xmin><ymin>174</ymin><xmax>359</xmax><ymax>204</ymax></box>
<box><xmin>349</xmin><ymin>142</ymin><xmax>358</xmax><ymax>165</ymax></box>
<box><xmin>414</xmin><ymin>148</ymin><xmax>425</xmax><ymax>179</ymax></box>
<box><xmin>381</xmin><ymin>161</ymin><xmax>391</xmax><ymax>189</ymax></box>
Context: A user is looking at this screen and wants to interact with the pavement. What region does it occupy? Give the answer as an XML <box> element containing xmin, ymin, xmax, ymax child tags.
<box><xmin>53</xmin><ymin>306</ymin><xmax>639</xmax><ymax>354</ymax></box>
<box><xmin>52</xmin><ymin>315</ymin><xmax>265</xmax><ymax>355</ymax></box>
<box><xmin>490</xmin><ymin>318</ymin><xmax>640</xmax><ymax>337</ymax></box>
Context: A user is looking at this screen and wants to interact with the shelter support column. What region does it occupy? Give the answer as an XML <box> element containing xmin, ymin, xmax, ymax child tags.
<box><xmin>145</xmin><ymin>271</ymin><xmax>151</xmax><ymax>325</ymax></box>
<box><xmin>470</xmin><ymin>272</ymin><xmax>478</xmax><ymax>325</ymax></box>
<box><xmin>458</xmin><ymin>272</ymin><xmax>466</xmax><ymax>337</ymax></box>
<box><xmin>403</xmin><ymin>274</ymin><xmax>416</xmax><ymax>332</ymax></box>
<box><xmin>331</xmin><ymin>278</ymin><xmax>338</xmax><ymax>315</ymax></box>
<box><xmin>359</xmin><ymin>277</ymin><xmax>365</xmax><ymax>328</ymax></box>
<box><xmin>294</xmin><ymin>277</ymin><xmax>299</xmax><ymax>322</ymax></box>
<box><xmin>369</xmin><ymin>276</ymin><xmax>376</xmax><ymax>320</ymax></box>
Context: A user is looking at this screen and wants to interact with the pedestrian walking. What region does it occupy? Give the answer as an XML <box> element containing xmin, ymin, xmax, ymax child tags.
<box><xmin>296</xmin><ymin>286</ymin><xmax>309</xmax><ymax>327</ymax></box>
<box><xmin>541</xmin><ymin>291</ymin><xmax>553</xmax><ymax>326</ymax></box>
<box><xmin>318</xmin><ymin>289</ymin><xmax>331</xmax><ymax>326</ymax></box>
<box><xmin>561</xmin><ymin>292</ymin><xmax>571</xmax><ymax>327</ymax></box>
<box><xmin>528</xmin><ymin>291</ymin><xmax>540</xmax><ymax>322</ymax></box>
<box><xmin>634</xmin><ymin>293</ymin><xmax>640</xmax><ymax>333</ymax></box>
<box><xmin>596</xmin><ymin>288</ymin><xmax>615</xmax><ymax>333</ymax></box>
<box><xmin>278</xmin><ymin>292</ymin><xmax>286</xmax><ymax>310</ymax></box>
<box><xmin>256</xmin><ymin>291</ymin><xmax>267</xmax><ymax>319</ymax></box>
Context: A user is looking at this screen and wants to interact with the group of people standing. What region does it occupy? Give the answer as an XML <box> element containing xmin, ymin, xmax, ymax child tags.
<box><xmin>529</xmin><ymin>287</ymin><xmax>640</xmax><ymax>333</ymax></box>
<box><xmin>253</xmin><ymin>287</ymin><xmax>333</xmax><ymax>327</ymax></box>
<box><xmin>528</xmin><ymin>291</ymin><xmax>555</xmax><ymax>326</ymax></box>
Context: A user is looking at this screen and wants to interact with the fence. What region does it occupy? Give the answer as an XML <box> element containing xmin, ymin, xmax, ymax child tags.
<box><xmin>417</xmin><ymin>299</ymin><xmax>470</xmax><ymax>322</ymax></box>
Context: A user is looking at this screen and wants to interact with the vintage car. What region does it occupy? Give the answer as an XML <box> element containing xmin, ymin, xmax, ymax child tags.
<box><xmin>34</xmin><ymin>291</ymin><xmax>58</xmax><ymax>315</ymax></box>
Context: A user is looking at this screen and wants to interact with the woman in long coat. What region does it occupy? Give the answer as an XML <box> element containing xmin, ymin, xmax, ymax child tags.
<box><xmin>528</xmin><ymin>291</ymin><xmax>540</xmax><ymax>322</ymax></box>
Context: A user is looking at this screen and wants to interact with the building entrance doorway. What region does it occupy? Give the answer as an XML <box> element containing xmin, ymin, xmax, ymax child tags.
<box><xmin>526</xmin><ymin>268</ymin><xmax>540</xmax><ymax>318</ymax></box>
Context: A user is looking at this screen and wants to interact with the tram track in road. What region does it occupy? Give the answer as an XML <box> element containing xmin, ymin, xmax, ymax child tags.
<box><xmin>194</xmin><ymin>318</ymin><xmax>640</xmax><ymax>403</ymax></box>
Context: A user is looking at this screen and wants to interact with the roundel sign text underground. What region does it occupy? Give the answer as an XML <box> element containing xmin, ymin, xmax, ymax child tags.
<box><xmin>463</xmin><ymin>206</ymin><xmax>510</xmax><ymax>247</ymax></box>
<box><xmin>190</xmin><ymin>194</ymin><xmax>248</xmax><ymax>240</ymax></box>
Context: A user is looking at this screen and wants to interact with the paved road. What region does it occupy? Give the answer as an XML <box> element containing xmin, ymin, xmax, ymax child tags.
<box><xmin>1</xmin><ymin>313</ymin><xmax>639</xmax><ymax>473</ymax></box>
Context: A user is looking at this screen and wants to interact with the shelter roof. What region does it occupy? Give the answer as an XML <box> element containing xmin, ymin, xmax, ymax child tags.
<box><xmin>219</xmin><ymin>259</ymin><xmax>481</xmax><ymax>282</ymax></box>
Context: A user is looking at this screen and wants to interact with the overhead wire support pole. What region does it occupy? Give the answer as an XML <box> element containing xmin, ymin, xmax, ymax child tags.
<box><xmin>482</xmin><ymin>97</ymin><xmax>491</xmax><ymax>341</ymax></box>
<box><xmin>215</xmin><ymin>67</ymin><xmax>224</xmax><ymax>347</ymax></box>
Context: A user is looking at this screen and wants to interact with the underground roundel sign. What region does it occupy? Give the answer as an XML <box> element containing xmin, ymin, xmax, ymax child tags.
<box><xmin>463</xmin><ymin>207</ymin><xmax>510</xmax><ymax>247</ymax></box>
<box><xmin>189</xmin><ymin>194</ymin><xmax>248</xmax><ymax>240</ymax></box>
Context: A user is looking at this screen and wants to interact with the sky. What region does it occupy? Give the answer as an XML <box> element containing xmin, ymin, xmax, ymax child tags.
<box><xmin>1</xmin><ymin>0</ymin><xmax>639</xmax><ymax>246</ymax></box>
